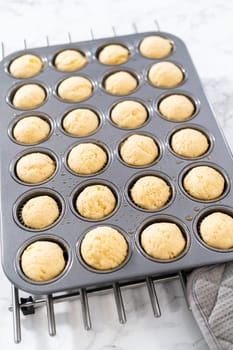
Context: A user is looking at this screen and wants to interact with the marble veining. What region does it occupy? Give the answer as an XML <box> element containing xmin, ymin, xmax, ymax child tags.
<box><xmin>1</xmin><ymin>0</ymin><xmax>233</xmax><ymax>348</ymax></box>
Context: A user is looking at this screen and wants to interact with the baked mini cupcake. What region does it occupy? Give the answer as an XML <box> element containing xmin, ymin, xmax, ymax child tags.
<box><xmin>199</xmin><ymin>212</ymin><xmax>233</xmax><ymax>249</ymax></box>
<box><xmin>183</xmin><ymin>166</ymin><xmax>225</xmax><ymax>200</ymax></box>
<box><xmin>139</xmin><ymin>35</ymin><xmax>172</xmax><ymax>59</ymax></box>
<box><xmin>9</xmin><ymin>54</ymin><xmax>43</xmax><ymax>78</ymax></box>
<box><xmin>104</xmin><ymin>71</ymin><xmax>137</xmax><ymax>95</ymax></box>
<box><xmin>171</xmin><ymin>128</ymin><xmax>209</xmax><ymax>158</ymax></box>
<box><xmin>54</xmin><ymin>49</ymin><xmax>87</xmax><ymax>71</ymax></box>
<box><xmin>21</xmin><ymin>195</ymin><xmax>60</xmax><ymax>229</ymax></box>
<box><xmin>21</xmin><ymin>240</ymin><xmax>66</xmax><ymax>281</ymax></box>
<box><xmin>80</xmin><ymin>226</ymin><xmax>128</xmax><ymax>270</ymax></box>
<box><xmin>111</xmin><ymin>100</ymin><xmax>147</xmax><ymax>128</ymax></box>
<box><xmin>141</xmin><ymin>222</ymin><xmax>186</xmax><ymax>259</ymax></box>
<box><xmin>12</xmin><ymin>84</ymin><xmax>46</xmax><ymax>109</ymax></box>
<box><xmin>16</xmin><ymin>152</ymin><xmax>56</xmax><ymax>184</ymax></box>
<box><xmin>131</xmin><ymin>175</ymin><xmax>171</xmax><ymax>210</ymax></box>
<box><xmin>76</xmin><ymin>184</ymin><xmax>116</xmax><ymax>219</ymax></box>
<box><xmin>62</xmin><ymin>108</ymin><xmax>99</xmax><ymax>136</ymax></box>
<box><xmin>13</xmin><ymin>116</ymin><xmax>50</xmax><ymax>144</ymax></box>
<box><xmin>120</xmin><ymin>134</ymin><xmax>158</xmax><ymax>166</ymax></box>
<box><xmin>67</xmin><ymin>143</ymin><xmax>107</xmax><ymax>175</ymax></box>
<box><xmin>98</xmin><ymin>44</ymin><xmax>129</xmax><ymax>65</ymax></box>
<box><xmin>148</xmin><ymin>62</ymin><xmax>183</xmax><ymax>88</ymax></box>
<box><xmin>159</xmin><ymin>94</ymin><xmax>195</xmax><ymax>121</ymax></box>
<box><xmin>58</xmin><ymin>76</ymin><xmax>93</xmax><ymax>102</ymax></box>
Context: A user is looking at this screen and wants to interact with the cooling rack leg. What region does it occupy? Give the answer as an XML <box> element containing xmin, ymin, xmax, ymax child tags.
<box><xmin>132</xmin><ymin>22</ymin><xmax>138</xmax><ymax>33</ymax></box>
<box><xmin>11</xmin><ymin>285</ymin><xmax>21</xmax><ymax>344</ymax></box>
<box><xmin>179</xmin><ymin>271</ymin><xmax>190</xmax><ymax>309</ymax></box>
<box><xmin>46</xmin><ymin>36</ymin><xmax>50</xmax><ymax>46</ymax></box>
<box><xmin>68</xmin><ymin>32</ymin><xmax>72</xmax><ymax>43</ymax></box>
<box><xmin>46</xmin><ymin>295</ymin><xmax>56</xmax><ymax>336</ymax></box>
<box><xmin>154</xmin><ymin>19</ymin><xmax>160</xmax><ymax>31</ymax></box>
<box><xmin>112</xmin><ymin>26</ymin><xmax>117</xmax><ymax>36</ymax></box>
<box><xmin>23</xmin><ymin>39</ymin><xmax>27</xmax><ymax>49</ymax></box>
<box><xmin>146</xmin><ymin>277</ymin><xmax>161</xmax><ymax>317</ymax></box>
<box><xmin>90</xmin><ymin>28</ymin><xmax>95</xmax><ymax>40</ymax></box>
<box><xmin>1</xmin><ymin>42</ymin><xmax>5</xmax><ymax>59</ymax></box>
<box><xmin>80</xmin><ymin>288</ymin><xmax>92</xmax><ymax>330</ymax></box>
<box><xmin>113</xmin><ymin>283</ymin><xmax>127</xmax><ymax>324</ymax></box>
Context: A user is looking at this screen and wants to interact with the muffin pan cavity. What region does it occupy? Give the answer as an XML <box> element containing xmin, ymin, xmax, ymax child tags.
<box><xmin>167</xmin><ymin>124</ymin><xmax>212</xmax><ymax>160</ymax></box>
<box><xmin>117</xmin><ymin>132</ymin><xmax>162</xmax><ymax>168</ymax></box>
<box><xmin>1</xmin><ymin>31</ymin><xmax>233</xmax><ymax>295</ymax></box>
<box><xmin>8</xmin><ymin>53</ymin><xmax>44</xmax><ymax>79</ymax></box>
<box><xmin>136</xmin><ymin>215</ymin><xmax>190</xmax><ymax>263</ymax></box>
<box><xmin>60</xmin><ymin>106</ymin><xmax>101</xmax><ymax>137</ymax></box>
<box><xmin>102</xmin><ymin>69</ymin><xmax>139</xmax><ymax>95</ymax></box>
<box><xmin>8</xmin><ymin>81</ymin><xmax>48</xmax><ymax>110</ymax></box>
<box><xmin>156</xmin><ymin>91</ymin><xmax>199</xmax><ymax>122</ymax></box>
<box><xmin>65</xmin><ymin>140</ymin><xmax>111</xmax><ymax>177</ymax></box>
<box><xmin>179</xmin><ymin>162</ymin><xmax>230</xmax><ymax>203</ymax></box>
<box><xmin>14</xmin><ymin>189</ymin><xmax>64</xmax><ymax>231</ymax></box>
<box><xmin>55</xmin><ymin>74</ymin><xmax>94</xmax><ymax>103</ymax></box>
<box><xmin>17</xmin><ymin>235</ymin><xmax>70</xmax><ymax>284</ymax></box>
<box><xmin>9</xmin><ymin>113</ymin><xmax>53</xmax><ymax>145</ymax></box>
<box><xmin>109</xmin><ymin>98</ymin><xmax>149</xmax><ymax>130</ymax></box>
<box><xmin>70</xmin><ymin>179</ymin><xmax>120</xmax><ymax>222</ymax></box>
<box><xmin>77</xmin><ymin>225</ymin><xmax>131</xmax><ymax>273</ymax></box>
<box><xmin>126</xmin><ymin>171</ymin><xmax>175</xmax><ymax>212</ymax></box>
<box><xmin>11</xmin><ymin>147</ymin><xmax>58</xmax><ymax>185</ymax></box>
<box><xmin>194</xmin><ymin>206</ymin><xmax>233</xmax><ymax>253</ymax></box>
<box><xmin>52</xmin><ymin>48</ymin><xmax>87</xmax><ymax>72</ymax></box>
<box><xmin>147</xmin><ymin>61</ymin><xmax>186</xmax><ymax>89</ymax></box>
<box><xmin>97</xmin><ymin>42</ymin><xmax>130</xmax><ymax>65</ymax></box>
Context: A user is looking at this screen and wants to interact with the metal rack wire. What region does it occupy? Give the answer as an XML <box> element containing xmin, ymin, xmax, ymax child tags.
<box><xmin>9</xmin><ymin>273</ymin><xmax>189</xmax><ymax>343</ymax></box>
<box><xmin>2</xmin><ymin>21</ymin><xmax>190</xmax><ymax>343</ymax></box>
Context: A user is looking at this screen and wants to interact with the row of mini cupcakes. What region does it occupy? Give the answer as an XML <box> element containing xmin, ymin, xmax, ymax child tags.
<box><xmin>11</xmin><ymin>129</ymin><xmax>212</xmax><ymax>185</ymax></box>
<box><xmin>14</xmin><ymin>164</ymin><xmax>228</xmax><ymax>233</ymax></box>
<box><xmin>19</xmin><ymin>207</ymin><xmax>233</xmax><ymax>284</ymax></box>
<box><xmin>8</xmin><ymin>64</ymin><xmax>188</xmax><ymax>110</ymax></box>
<box><xmin>8</xmin><ymin>35</ymin><xmax>174</xmax><ymax>79</ymax></box>
<box><xmin>10</xmin><ymin>97</ymin><xmax>198</xmax><ymax>145</ymax></box>
<box><xmin>9</xmin><ymin>93</ymin><xmax>197</xmax><ymax>141</ymax></box>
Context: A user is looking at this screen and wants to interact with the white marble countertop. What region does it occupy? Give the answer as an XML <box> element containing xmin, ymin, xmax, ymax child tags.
<box><xmin>0</xmin><ymin>0</ymin><xmax>233</xmax><ymax>348</ymax></box>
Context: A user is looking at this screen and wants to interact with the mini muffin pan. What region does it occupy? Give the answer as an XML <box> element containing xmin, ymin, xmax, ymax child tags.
<box><xmin>1</xmin><ymin>31</ymin><xmax>233</xmax><ymax>295</ymax></box>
